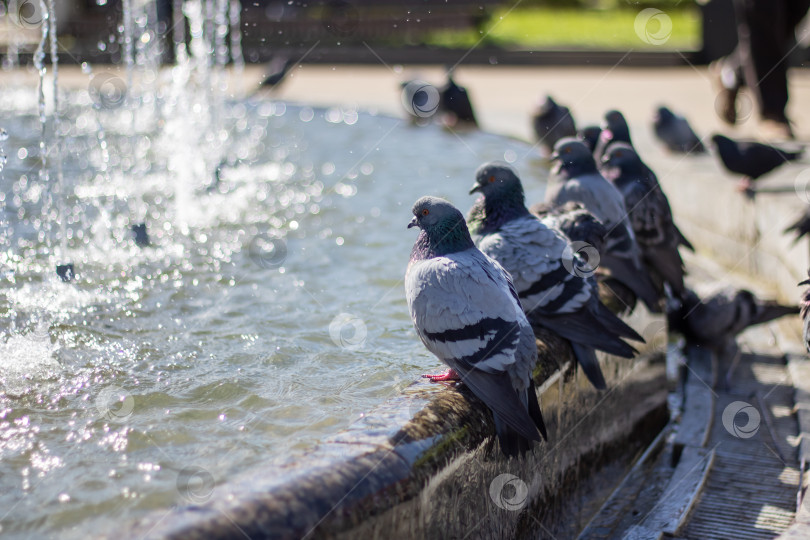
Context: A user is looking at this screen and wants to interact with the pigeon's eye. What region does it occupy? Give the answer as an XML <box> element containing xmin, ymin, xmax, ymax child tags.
<box><xmin>488</xmin><ymin>176</ymin><xmax>495</xmax><ymax>183</ymax></box>
<box><xmin>422</xmin><ymin>209</ymin><xmax>429</xmax><ymax>216</ymax></box>
<box><xmin>564</xmin><ymin>148</ymin><xmax>571</xmax><ymax>154</ymax></box>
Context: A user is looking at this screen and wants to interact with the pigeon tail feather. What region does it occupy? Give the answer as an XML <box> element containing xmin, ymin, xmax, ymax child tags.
<box><xmin>570</xmin><ymin>343</ymin><xmax>607</xmax><ymax>390</ymax></box>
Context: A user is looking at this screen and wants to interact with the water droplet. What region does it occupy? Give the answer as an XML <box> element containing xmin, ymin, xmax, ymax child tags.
<box><xmin>0</xmin><ymin>128</ymin><xmax>7</xmax><ymax>141</ymax></box>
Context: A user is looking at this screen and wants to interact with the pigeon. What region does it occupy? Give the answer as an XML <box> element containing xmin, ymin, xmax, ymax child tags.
<box><xmin>799</xmin><ymin>272</ymin><xmax>810</xmax><ymax>353</ymax></box>
<box><xmin>530</xmin><ymin>201</ymin><xmax>608</xmax><ymax>255</ymax></box>
<box><xmin>546</xmin><ymin>138</ymin><xmax>662</xmax><ymax>312</ymax></box>
<box><xmin>258</xmin><ymin>56</ymin><xmax>294</xmax><ymax>91</ymax></box>
<box><xmin>467</xmin><ymin>162</ymin><xmax>644</xmax><ymax>390</ymax></box>
<box><xmin>711</xmin><ymin>134</ymin><xmax>803</xmax><ymax>196</ymax></box>
<box><xmin>405</xmin><ymin>196</ymin><xmax>545</xmax><ymax>456</ymax></box>
<box><xmin>439</xmin><ymin>75</ymin><xmax>477</xmax><ymax>126</ymax></box>
<box><xmin>601</xmin><ymin>143</ymin><xmax>691</xmax><ymax>298</ymax></box>
<box><xmin>593</xmin><ymin>109</ymin><xmax>633</xmax><ymax>163</ymax></box>
<box><xmin>785</xmin><ymin>207</ymin><xmax>810</xmax><ymax>242</ymax></box>
<box><xmin>668</xmin><ymin>287</ymin><xmax>799</xmax><ymax>388</ymax></box>
<box><xmin>577</xmin><ymin>125</ymin><xmax>602</xmax><ymax>154</ymax></box>
<box><xmin>653</xmin><ymin>106</ymin><xmax>705</xmax><ymax>154</ymax></box>
<box><xmin>531</xmin><ymin>95</ymin><xmax>577</xmax><ymax>155</ymax></box>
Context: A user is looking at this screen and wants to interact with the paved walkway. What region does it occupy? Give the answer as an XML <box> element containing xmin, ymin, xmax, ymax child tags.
<box><xmin>579</xmin><ymin>252</ymin><xmax>807</xmax><ymax>539</ymax></box>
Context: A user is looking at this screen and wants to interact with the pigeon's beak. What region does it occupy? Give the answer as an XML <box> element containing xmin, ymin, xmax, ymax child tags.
<box><xmin>550</xmin><ymin>152</ymin><xmax>560</xmax><ymax>161</ymax></box>
<box><xmin>469</xmin><ymin>183</ymin><xmax>482</xmax><ymax>194</ymax></box>
<box><xmin>407</xmin><ymin>216</ymin><xmax>418</xmax><ymax>229</ymax></box>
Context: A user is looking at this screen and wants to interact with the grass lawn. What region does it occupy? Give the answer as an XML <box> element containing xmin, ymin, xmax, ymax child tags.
<box><xmin>425</xmin><ymin>7</ymin><xmax>701</xmax><ymax>50</ymax></box>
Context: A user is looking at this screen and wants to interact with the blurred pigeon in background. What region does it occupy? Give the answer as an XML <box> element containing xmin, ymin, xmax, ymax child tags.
<box><xmin>593</xmin><ymin>109</ymin><xmax>633</xmax><ymax>163</ymax></box>
<box><xmin>785</xmin><ymin>207</ymin><xmax>810</xmax><ymax>242</ymax></box>
<box><xmin>531</xmin><ymin>95</ymin><xmax>577</xmax><ymax>155</ymax></box>
<box><xmin>711</xmin><ymin>134</ymin><xmax>803</xmax><ymax>196</ymax></box>
<box><xmin>577</xmin><ymin>125</ymin><xmax>602</xmax><ymax>154</ymax></box>
<box><xmin>406</xmin><ymin>196</ymin><xmax>545</xmax><ymax>456</ymax></box>
<box><xmin>258</xmin><ymin>55</ymin><xmax>294</xmax><ymax>91</ymax></box>
<box><xmin>602</xmin><ymin>143</ymin><xmax>691</xmax><ymax>298</ymax></box>
<box><xmin>800</xmin><ymin>272</ymin><xmax>810</xmax><ymax>353</ymax></box>
<box><xmin>668</xmin><ymin>287</ymin><xmax>798</xmax><ymax>388</ymax></box>
<box><xmin>653</xmin><ymin>106</ymin><xmax>705</xmax><ymax>154</ymax></box>
<box><xmin>547</xmin><ymin>138</ymin><xmax>662</xmax><ymax>312</ymax></box>
<box><xmin>440</xmin><ymin>75</ymin><xmax>478</xmax><ymax>126</ymax></box>
<box><xmin>468</xmin><ymin>162</ymin><xmax>643</xmax><ymax>390</ymax></box>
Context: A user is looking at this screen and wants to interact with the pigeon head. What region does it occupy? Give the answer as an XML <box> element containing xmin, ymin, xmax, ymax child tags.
<box><xmin>551</xmin><ymin>137</ymin><xmax>598</xmax><ymax>177</ymax></box>
<box><xmin>537</xmin><ymin>95</ymin><xmax>558</xmax><ymax>116</ymax></box>
<box><xmin>470</xmin><ymin>161</ymin><xmax>524</xmax><ymax>199</ymax></box>
<box><xmin>655</xmin><ymin>106</ymin><xmax>675</xmax><ymax>124</ymax></box>
<box><xmin>602</xmin><ymin>110</ymin><xmax>632</xmax><ymax>145</ymax></box>
<box><xmin>409</xmin><ymin>196</ymin><xmax>474</xmax><ymax>259</ymax></box>
<box><xmin>602</xmin><ymin>142</ymin><xmax>641</xmax><ymax>170</ymax></box>
<box><xmin>468</xmin><ymin>162</ymin><xmax>530</xmax><ymax>234</ymax></box>
<box><xmin>710</xmin><ymin>134</ymin><xmax>735</xmax><ymax>153</ymax></box>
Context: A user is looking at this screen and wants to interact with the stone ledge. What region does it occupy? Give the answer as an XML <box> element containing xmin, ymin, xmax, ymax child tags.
<box><xmin>127</xmin><ymin>298</ymin><xmax>666</xmax><ymax>539</ymax></box>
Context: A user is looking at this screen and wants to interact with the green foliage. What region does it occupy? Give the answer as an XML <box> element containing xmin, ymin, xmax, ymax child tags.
<box><xmin>425</xmin><ymin>6</ymin><xmax>701</xmax><ymax>50</ymax></box>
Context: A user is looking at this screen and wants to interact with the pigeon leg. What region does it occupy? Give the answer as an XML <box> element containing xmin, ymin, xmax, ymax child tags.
<box><xmin>422</xmin><ymin>368</ymin><xmax>461</xmax><ymax>382</ymax></box>
<box><xmin>736</xmin><ymin>177</ymin><xmax>754</xmax><ymax>195</ymax></box>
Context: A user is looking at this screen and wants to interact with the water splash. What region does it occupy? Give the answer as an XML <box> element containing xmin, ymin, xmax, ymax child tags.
<box><xmin>46</xmin><ymin>0</ymin><xmax>68</xmax><ymax>264</ymax></box>
<box><xmin>229</xmin><ymin>0</ymin><xmax>245</xmax><ymax>81</ymax></box>
<box><xmin>2</xmin><ymin>0</ymin><xmax>20</xmax><ymax>70</ymax></box>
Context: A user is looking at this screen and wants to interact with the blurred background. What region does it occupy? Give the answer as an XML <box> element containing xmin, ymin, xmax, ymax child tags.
<box><xmin>2</xmin><ymin>0</ymin><xmax>808</xmax><ymax>67</ymax></box>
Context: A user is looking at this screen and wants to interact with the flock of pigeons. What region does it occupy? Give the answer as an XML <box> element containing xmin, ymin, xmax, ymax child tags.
<box><xmin>402</xmin><ymin>81</ymin><xmax>808</xmax><ymax>457</ymax></box>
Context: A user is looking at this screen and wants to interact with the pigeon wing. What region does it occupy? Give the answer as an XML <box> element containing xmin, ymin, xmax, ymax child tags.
<box><xmin>477</xmin><ymin>216</ymin><xmax>592</xmax><ymax>316</ymax></box>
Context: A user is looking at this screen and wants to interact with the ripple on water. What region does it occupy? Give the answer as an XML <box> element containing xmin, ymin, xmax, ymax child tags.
<box><xmin>0</xmin><ymin>98</ymin><xmax>548</xmax><ymax>538</ymax></box>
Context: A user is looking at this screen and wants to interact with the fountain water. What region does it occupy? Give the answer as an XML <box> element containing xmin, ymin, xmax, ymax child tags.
<box><xmin>0</xmin><ymin>2</ymin><xmax>550</xmax><ymax>538</ymax></box>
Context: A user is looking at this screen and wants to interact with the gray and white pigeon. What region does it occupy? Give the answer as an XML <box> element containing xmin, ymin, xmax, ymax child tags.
<box><xmin>668</xmin><ymin>287</ymin><xmax>799</xmax><ymax>388</ymax></box>
<box><xmin>467</xmin><ymin>163</ymin><xmax>644</xmax><ymax>390</ymax></box>
<box><xmin>601</xmin><ymin>143</ymin><xmax>691</xmax><ymax>298</ymax></box>
<box><xmin>532</xmin><ymin>95</ymin><xmax>577</xmax><ymax>156</ymax></box>
<box><xmin>405</xmin><ymin>196</ymin><xmax>546</xmax><ymax>456</ymax></box>
<box><xmin>653</xmin><ymin>106</ymin><xmax>705</xmax><ymax>154</ymax></box>
<box><xmin>546</xmin><ymin>138</ymin><xmax>662</xmax><ymax>312</ymax></box>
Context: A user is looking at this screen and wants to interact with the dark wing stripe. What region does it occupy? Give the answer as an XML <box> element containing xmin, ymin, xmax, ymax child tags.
<box><xmin>518</xmin><ymin>264</ymin><xmax>572</xmax><ymax>300</ymax></box>
<box><xmin>536</xmin><ymin>280</ymin><xmax>583</xmax><ymax>313</ymax></box>
<box><xmin>426</xmin><ymin>317</ymin><xmax>520</xmax><ymax>367</ymax></box>
<box><xmin>425</xmin><ymin>316</ymin><xmax>510</xmax><ymax>343</ymax></box>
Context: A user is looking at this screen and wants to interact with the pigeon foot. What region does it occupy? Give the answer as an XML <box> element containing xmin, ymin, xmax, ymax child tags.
<box><xmin>736</xmin><ymin>178</ymin><xmax>756</xmax><ymax>199</ymax></box>
<box><xmin>422</xmin><ymin>368</ymin><xmax>461</xmax><ymax>382</ymax></box>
